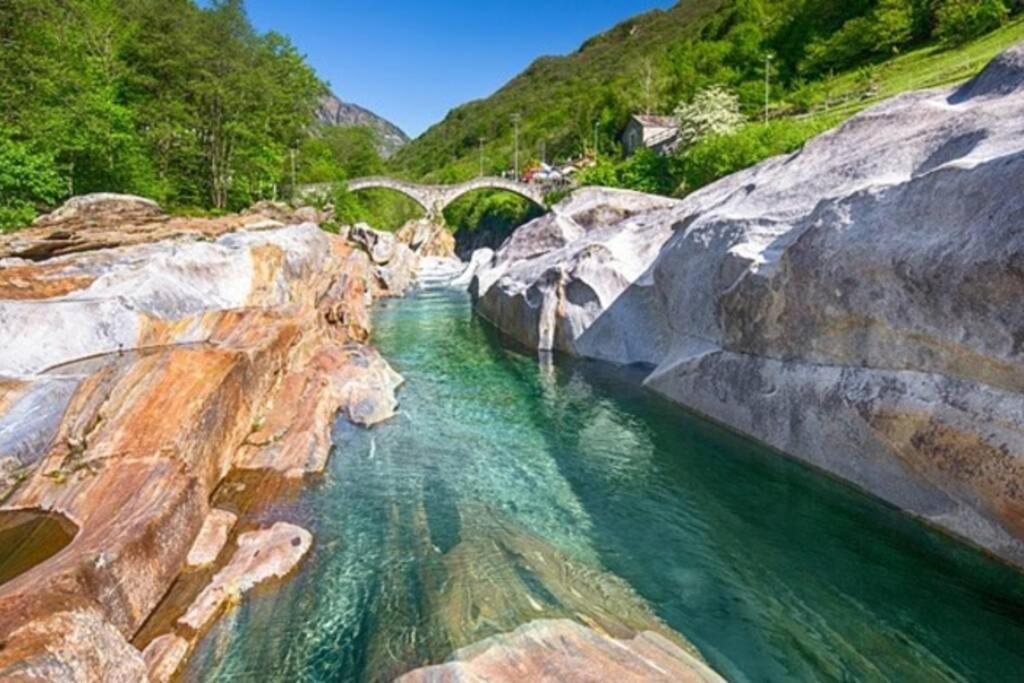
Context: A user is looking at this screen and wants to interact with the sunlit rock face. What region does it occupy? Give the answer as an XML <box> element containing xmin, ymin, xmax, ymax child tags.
<box><xmin>348</xmin><ymin>222</ymin><xmax>421</xmax><ymax>297</ymax></box>
<box><xmin>0</xmin><ymin>196</ymin><xmax>402</xmax><ymax>680</ymax></box>
<box><xmin>471</xmin><ymin>44</ymin><xmax>1024</xmax><ymax>568</ymax></box>
<box><xmin>473</xmin><ymin>187</ymin><xmax>681</xmax><ymax>361</ymax></box>
<box><xmin>396</xmin><ymin>618</ymin><xmax>724</xmax><ymax>683</ymax></box>
<box><xmin>397</xmin><ymin>218</ymin><xmax>457</xmax><ymax>259</ymax></box>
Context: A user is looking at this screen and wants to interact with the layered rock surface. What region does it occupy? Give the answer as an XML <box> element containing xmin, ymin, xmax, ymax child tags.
<box><xmin>472</xmin><ymin>45</ymin><xmax>1024</xmax><ymax>567</ymax></box>
<box><xmin>396</xmin><ymin>619</ymin><xmax>724</xmax><ymax>683</ymax></box>
<box><xmin>0</xmin><ymin>196</ymin><xmax>405</xmax><ymax>680</ymax></box>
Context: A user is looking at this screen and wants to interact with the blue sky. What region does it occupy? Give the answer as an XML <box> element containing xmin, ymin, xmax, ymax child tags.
<box><xmin>241</xmin><ymin>1</ymin><xmax>676</xmax><ymax>138</ymax></box>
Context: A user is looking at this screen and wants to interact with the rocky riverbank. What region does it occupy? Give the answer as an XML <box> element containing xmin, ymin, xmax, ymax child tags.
<box><xmin>470</xmin><ymin>44</ymin><xmax>1024</xmax><ymax>569</ymax></box>
<box><xmin>0</xmin><ymin>196</ymin><xmax>419</xmax><ymax>680</ymax></box>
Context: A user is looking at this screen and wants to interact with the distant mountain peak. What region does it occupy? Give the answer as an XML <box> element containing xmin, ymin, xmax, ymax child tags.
<box><xmin>317</xmin><ymin>92</ymin><xmax>410</xmax><ymax>159</ymax></box>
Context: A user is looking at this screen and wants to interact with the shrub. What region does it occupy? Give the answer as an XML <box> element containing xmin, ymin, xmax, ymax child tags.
<box><xmin>680</xmin><ymin>118</ymin><xmax>832</xmax><ymax>192</ymax></box>
<box><xmin>674</xmin><ymin>85</ymin><xmax>746</xmax><ymax>148</ymax></box>
<box><xmin>0</xmin><ymin>134</ymin><xmax>64</xmax><ymax>232</ymax></box>
<box><xmin>936</xmin><ymin>0</ymin><xmax>1010</xmax><ymax>45</ymax></box>
<box><xmin>577</xmin><ymin>149</ymin><xmax>681</xmax><ymax>196</ymax></box>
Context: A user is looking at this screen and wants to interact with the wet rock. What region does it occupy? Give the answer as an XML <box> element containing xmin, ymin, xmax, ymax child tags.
<box><xmin>143</xmin><ymin>633</ymin><xmax>189</xmax><ymax>683</ymax></box>
<box><xmin>471</xmin><ymin>45</ymin><xmax>1024</xmax><ymax>568</ymax></box>
<box><xmin>395</xmin><ymin>619</ymin><xmax>725</xmax><ymax>683</ymax></box>
<box><xmin>178</xmin><ymin>522</ymin><xmax>312</xmax><ymax>634</ymax></box>
<box><xmin>186</xmin><ymin>509</ymin><xmax>238</xmax><ymax>569</ymax></box>
<box><xmin>236</xmin><ymin>344</ymin><xmax>402</xmax><ymax>477</ymax></box>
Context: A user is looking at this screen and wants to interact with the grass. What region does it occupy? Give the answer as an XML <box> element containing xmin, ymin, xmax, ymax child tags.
<box><xmin>789</xmin><ymin>18</ymin><xmax>1024</xmax><ymax>127</ymax></box>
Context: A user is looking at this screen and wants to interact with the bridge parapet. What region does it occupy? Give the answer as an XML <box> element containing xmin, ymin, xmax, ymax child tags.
<box><xmin>343</xmin><ymin>176</ymin><xmax>547</xmax><ymax>219</ymax></box>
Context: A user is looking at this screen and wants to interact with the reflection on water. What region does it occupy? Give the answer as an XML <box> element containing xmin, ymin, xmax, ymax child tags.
<box><xmin>186</xmin><ymin>287</ymin><xmax>1024</xmax><ymax>682</ymax></box>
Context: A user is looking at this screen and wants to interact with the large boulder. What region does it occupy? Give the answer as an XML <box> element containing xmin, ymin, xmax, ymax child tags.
<box><xmin>473</xmin><ymin>187</ymin><xmax>681</xmax><ymax>359</ymax></box>
<box><xmin>0</xmin><ymin>207</ymin><xmax>402</xmax><ymax>679</ymax></box>
<box><xmin>471</xmin><ymin>44</ymin><xmax>1024</xmax><ymax>568</ymax></box>
<box><xmin>349</xmin><ymin>223</ymin><xmax>420</xmax><ymax>296</ymax></box>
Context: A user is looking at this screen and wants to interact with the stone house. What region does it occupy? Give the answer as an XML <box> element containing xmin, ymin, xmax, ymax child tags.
<box><xmin>621</xmin><ymin>115</ymin><xmax>680</xmax><ymax>156</ymax></box>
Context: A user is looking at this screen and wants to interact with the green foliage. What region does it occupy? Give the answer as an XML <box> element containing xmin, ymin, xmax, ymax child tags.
<box><xmin>679</xmin><ymin>118</ymin><xmax>837</xmax><ymax>192</ymax></box>
<box><xmin>0</xmin><ymin>133</ymin><xmax>64</xmax><ymax>232</ymax></box>
<box><xmin>0</xmin><ymin>0</ymin><xmax>324</xmax><ymax>224</ymax></box>
<box><xmin>577</xmin><ymin>148</ymin><xmax>681</xmax><ymax>196</ymax></box>
<box><xmin>444</xmin><ymin>191</ymin><xmax>543</xmax><ymax>236</ymax></box>
<box><xmin>936</xmin><ymin>0</ymin><xmax>1011</xmax><ymax>44</ymax></box>
<box><xmin>297</xmin><ymin>127</ymin><xmax>384</xmax><ymax>184</ymax></box>
<box><xmin>394</xmin><ymin>0</ymin><xmax>1022</xmax><ymax>184</ymax></box>
<box><xmin>331</xmin><ymin>186</ymin><xmax>422</xmax><ymax>233</ymax></box>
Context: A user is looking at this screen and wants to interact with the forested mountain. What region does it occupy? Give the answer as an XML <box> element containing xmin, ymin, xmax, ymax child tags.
<box><xmin>392</xmin><ymin>0</ymin><xmax>1024</xmax><ymax>183</ymax></box>
<box><xmin>0</xmin><ymin>0</ymin><xmax>381</xmax><ymax>230</ymax></box>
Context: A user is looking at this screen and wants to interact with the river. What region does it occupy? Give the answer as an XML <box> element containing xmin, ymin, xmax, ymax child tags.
<box><xmin>184</xmin><ymin>285</ymin><xmax>1024</xmax><ymax>682</ymax></box>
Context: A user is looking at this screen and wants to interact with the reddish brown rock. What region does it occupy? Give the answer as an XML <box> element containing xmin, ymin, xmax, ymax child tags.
<box><xmin>186</xmin><ymin>509</ymin><xmax>237</xmax><ymax>569</ymax></box>
<box><xmin>0</xmin><ymin>195</ymin><xmax>402</xmax><ymax>680</ymax></box>
<box><xmin>143</xmin><ymin>633</ymin><xmax>189</xmax><ymax>683</ymax></box>
<box><xmin>396</xmin><ymin>619</ymin><xmax>725</xmax><ymax>683</ymax></box>
<box><xmin>178</xmin><ymin>522</ymin><xmax>312</xmax><ymax>634</ymax></box>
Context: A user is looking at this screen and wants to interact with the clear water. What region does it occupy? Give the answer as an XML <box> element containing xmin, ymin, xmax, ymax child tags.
<box><xmin>186</xmin><ymin>287</ymin><xmax>1024</xmax><ymax>682</ymax></box>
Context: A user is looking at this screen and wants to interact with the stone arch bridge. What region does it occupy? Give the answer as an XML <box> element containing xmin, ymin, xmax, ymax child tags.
<box><xmin>304</xmin><ymin>177</ymin><xmax>547</xmax><ymax>219</ymax></box>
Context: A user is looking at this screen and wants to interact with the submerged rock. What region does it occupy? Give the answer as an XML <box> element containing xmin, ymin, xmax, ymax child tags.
<box><xmin>395</xmin><ymin>618</ymin><xmax>724</xmax><ymax>683</ymax></box>
<box><xmin>178</xmin><ymin>522</ymin><xmax>312</xmax><ymax>634</ymax></box>
<box><xmin>471</xmin><ymin>44</ymin><xmax>1024</xmax><ymax>568</ymax></box>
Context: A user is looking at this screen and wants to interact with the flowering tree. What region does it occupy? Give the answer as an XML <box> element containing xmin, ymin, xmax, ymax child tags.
<box><xmin>674</xmin><ymin>86</ymin><xmax>746</xmax><ymax>149</ymax></box>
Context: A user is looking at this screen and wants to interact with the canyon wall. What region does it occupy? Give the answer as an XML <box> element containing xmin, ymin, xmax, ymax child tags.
<box><xmin>472</xmin><ymin>45</ymin><xmax>1024</xmax><ymax>568</ymax></box>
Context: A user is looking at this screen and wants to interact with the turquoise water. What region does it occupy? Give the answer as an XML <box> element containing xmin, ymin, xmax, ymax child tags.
<box><xmin>186</xmin><ymin>287</ymin><xmax>1024</xmax><ymax>682</ymax></box>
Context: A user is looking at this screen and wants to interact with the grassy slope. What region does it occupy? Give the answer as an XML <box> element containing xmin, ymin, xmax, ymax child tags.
<box><xmin>796</xmin><ymin>18</ymin><xmax>1024</xmax><ymax>126</ymax></box>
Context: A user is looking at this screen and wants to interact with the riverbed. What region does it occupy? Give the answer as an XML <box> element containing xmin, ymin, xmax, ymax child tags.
<box><xmin>184</xmin><ymin>285</ymin><xmax>1024</xmax><ymax>682</ymax></box>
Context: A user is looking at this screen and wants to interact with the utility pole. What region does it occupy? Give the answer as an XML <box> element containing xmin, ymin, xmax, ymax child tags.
<box><xmin>290</xmin><ymin>148</ymin><xmax>297</xmax><ymax>202</ymax></box>
<box><xmin>479</xmin><ymin>137</ymin><xmax>485</xmax><ymax>177</ymax></box>
<box><xmin>643</xmin><ymin>59</ymin><xmax>655</xmax><ymax>115</ymax></box>
<box><xmin>764</xmin><ymin>53</ymin><xmax>774</xmax><ymax>124</ymax></box>
<box><xmin>511</xmin><ymin>113</ymin><xmax>521</xmax><ymax>181</ymax></box>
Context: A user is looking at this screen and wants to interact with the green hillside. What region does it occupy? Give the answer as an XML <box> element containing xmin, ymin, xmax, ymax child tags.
<box><xmin>392</xmin><ymin>0</ymin><xmax>1024</xmax><ymax>185</ymax></box>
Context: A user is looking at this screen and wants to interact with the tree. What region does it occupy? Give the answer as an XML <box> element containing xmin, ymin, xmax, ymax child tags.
<box><xmin>0</xmin><ymin>132</ymin><xmax>63</xmax><ymax>232</ymax></box>
<box><xmin>674</xmin><ymin>86</ymin><xmax>746</xmax><ymax>149</ymax></box>
<box><xmin>936</xmin><ymin>0</ymin><xmax>1010</xmax><ymax>44</ymax></box>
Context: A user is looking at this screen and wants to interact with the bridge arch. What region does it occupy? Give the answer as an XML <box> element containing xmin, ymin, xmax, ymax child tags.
<box><xmin>345</xmin><ymin>176</ymin><xmax>547</xmax><ymax>219</ymax></box>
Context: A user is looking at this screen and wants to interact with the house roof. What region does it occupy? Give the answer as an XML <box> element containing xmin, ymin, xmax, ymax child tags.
<box><xmin>632</xmin><ymin>114</ymin><xmax>677</xmax><ymax>129</ymax></box>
